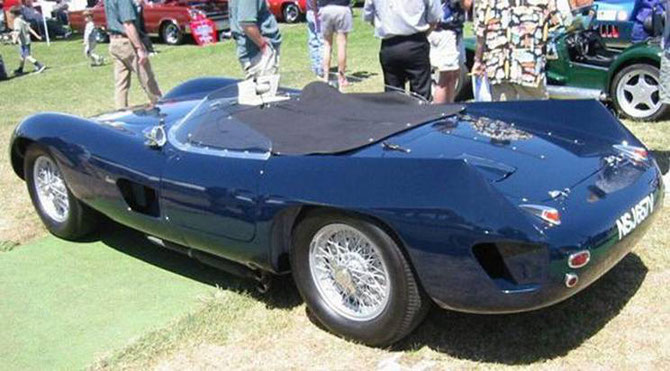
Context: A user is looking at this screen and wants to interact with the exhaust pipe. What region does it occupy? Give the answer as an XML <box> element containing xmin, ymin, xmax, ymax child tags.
<box><xmin>147</xmin><ymin>236</ymin><xmax>272</xmax><ymax>293</ymax></box>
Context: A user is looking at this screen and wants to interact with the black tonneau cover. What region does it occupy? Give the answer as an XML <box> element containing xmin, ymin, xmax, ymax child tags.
<box><xmin>232</xmin><ymin>82</ymin><xmax>463</xmax><ymax>155</ymax></box>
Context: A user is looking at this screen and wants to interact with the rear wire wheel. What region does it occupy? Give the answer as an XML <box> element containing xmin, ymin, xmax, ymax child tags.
<box><xmin>291</xmin><ymin>211</ymin><xmax>429</xmax><ymax>346</ymax></box>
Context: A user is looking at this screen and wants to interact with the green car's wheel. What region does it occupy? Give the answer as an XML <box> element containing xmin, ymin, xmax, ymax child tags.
<box><xmin>291</xmin><ymin>211</ymin><xmax>430</xmax><ymax>346</ymax></box>
<box><xmin>611</xmin><ymin>63</ymin><xmax>669</xmax><ymax>121</ymax></box>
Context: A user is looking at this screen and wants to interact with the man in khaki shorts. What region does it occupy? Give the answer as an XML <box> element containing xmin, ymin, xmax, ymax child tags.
<box><xmin>104</xmin><ymin>0</ymin><xmax>161</xmax><ymax>109</ymax></box>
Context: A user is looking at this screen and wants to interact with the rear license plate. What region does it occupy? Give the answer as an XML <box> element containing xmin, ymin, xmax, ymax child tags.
<box><xmin>616</xmin><ymin>193</ymin><xmax>655</xmax><ymax>240</ymax></box>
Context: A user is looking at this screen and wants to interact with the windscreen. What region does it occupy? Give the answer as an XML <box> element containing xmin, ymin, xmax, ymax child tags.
<box><xmin>169</xmin><ymin>84</ymin><xmax>273</xmax><ymax>155</ymax></box>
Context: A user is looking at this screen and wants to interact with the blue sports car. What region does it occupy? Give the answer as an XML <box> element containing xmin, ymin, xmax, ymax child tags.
<box><xmin>9</xmin><ymin>78</ymin><xmax>664</xmax><ymax>345</ymax></box>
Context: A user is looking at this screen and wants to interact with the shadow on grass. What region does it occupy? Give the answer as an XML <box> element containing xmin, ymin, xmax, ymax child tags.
<box><xmin>650</xmin><ymin>150</ymin><xmax>669</xmax><ymax>174</ymax></box>
<box><xmin>96</xmin><ymin>222</ymin><xmax>303</xmax><ymax>310</ymax></box>
<box><xmin>396</xmin><ymin>253</ymin><xmax>648</xmax><ymax>364</ymax></box>
<box><xmin>94</xmin><ymin>221</ymin><xmax>647</xmax><ymax>364</ymax></box>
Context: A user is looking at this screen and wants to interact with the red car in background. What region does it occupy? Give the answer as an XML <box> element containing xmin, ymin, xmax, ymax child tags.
<box><xmin>267</xmin><ymin>0</ymin><xmax>306</xmax><ymax>23</ymax></box>
<box><xmin>68</xmin><ymin>0</ymin><xmax>229</xmax><ymax>45</ymax></box>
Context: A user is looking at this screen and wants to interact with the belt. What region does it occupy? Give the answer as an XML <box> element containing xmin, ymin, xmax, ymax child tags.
<box><xmin>435</xmin><ymin>23</ymin><xmax>463</xmax><ymax>32</ymax></box>
<box><xmin>109</xmin><ymin>33</ymin><xmax>128</xmax><ymax>39</ymax></box>
<box><xmin>382</xmin><ymin>32</ymin><xmax>427</xmax><ymax>45</ymax></box>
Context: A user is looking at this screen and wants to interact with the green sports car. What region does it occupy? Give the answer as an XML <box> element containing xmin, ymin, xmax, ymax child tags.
<box><xmin>459</xmin><ymin>7</ymin><xmax>668</xmax><ymax>121</ymax></box>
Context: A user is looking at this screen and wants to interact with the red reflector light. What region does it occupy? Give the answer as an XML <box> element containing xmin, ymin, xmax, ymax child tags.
<box><xmin>565</xmin><ymin>273</ymin><xmax>579</xmax><ymax>288</ymax></box>
<box><xmin>568</xmin><ymin>250</ymin><xmax>591</xmax><ymax>269</ymax></box>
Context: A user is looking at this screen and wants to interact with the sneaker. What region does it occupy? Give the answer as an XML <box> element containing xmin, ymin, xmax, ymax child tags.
<box><xmin>13</xmin><ymin>68</ymin><xmax>24</xmax><ymax>76</ymax></box>
<box><xmin>34</xmin><ymin>64</ymin><xmax>46</xmax><ymax>74</ymax></box>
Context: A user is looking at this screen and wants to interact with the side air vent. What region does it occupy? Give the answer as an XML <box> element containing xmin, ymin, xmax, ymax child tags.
<box><xmin>472</xmin><ymin>243</ymin><xmax>515</xmax><ymax>283</ymax></box>
<box><xmin>472</xmin><ymin>242</ymin><xmax>547</xmax><ymax>288</ymax></box>
<box><xmin>117</xmin><ymin>179</ymin><xmax>160</xmax><ymax>217</ymax></box>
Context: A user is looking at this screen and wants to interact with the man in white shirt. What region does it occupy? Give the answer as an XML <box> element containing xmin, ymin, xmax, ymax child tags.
<box><xmin>364</xmin><ymin>0</ymin><xmax>442</xmax><ymax>100</ymax></box>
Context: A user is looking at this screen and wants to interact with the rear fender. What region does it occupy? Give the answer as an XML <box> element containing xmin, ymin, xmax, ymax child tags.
<box><xmin>465</xmin><ymin>100</ymin><xmax>643</xmax><ymax>151</ymax></box>
<box><xmin>161</xmin><ymin>77</ymin><xmax>240</xmax><ymax>102</ymax></box>
<box><xmin>260</xmin><ymin>155</ymin><xmax>544</xmax><ymax>261</ymax></box>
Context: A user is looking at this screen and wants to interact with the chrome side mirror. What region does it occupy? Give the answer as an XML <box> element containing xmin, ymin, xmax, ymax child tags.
<box><xmin>145</xmin><ymin>125</ymin><xmax>167</xmax><ymax>148</ymax></box>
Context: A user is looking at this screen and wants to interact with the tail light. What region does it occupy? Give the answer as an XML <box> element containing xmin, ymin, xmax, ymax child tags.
<box><xmin>613</xmin><ymin>143</ymin><xmax>648</xmax><ymax>162</ymax></box>
<box><xmin>520</xmin><ymin>204</ymin><xmax>561</xmax><ymax>226</ymax></box>
<box><xmin>568</xmin><ymin>250</ymin><xmax>591</xmax><ymax>268</ymax></box>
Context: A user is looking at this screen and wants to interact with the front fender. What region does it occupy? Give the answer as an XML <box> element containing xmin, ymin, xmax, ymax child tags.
<box><xmin>9</xmin><ymin>113</ymin><xmax>95</xmax><ymax>180</ymax></box>
<box><xmin>607</xmin><ymin>41</ymin><xmax>662</xmax><ymax>89</ymax></box>
<box><xmin>9</xmin><ymin>113</ymin><xmax>145</xmax><ymax>198</ymax></box>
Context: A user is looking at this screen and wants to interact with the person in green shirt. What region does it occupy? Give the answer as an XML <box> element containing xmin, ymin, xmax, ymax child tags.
<box><xmin>10</xmin><ymin>6</ymin><xmax>45</xmax><ymax>75</ymax></box>
<box><xmin>229</xmin><ymin>0</ymin><xmax>282</xmax><ymax>79</ymax></box>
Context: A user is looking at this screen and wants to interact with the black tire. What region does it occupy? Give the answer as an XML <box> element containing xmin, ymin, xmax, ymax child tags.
<box><xmin>610</xmin><ymin>63</ymin><xmax>669</xmax><ymax>121</ymax></box>
<box><xmin>24</xmin><ymin>144</ymin><xmax>99</xmax><ymax>240</ymax></box>
<box><xmin>161</xmin><ymin>22</ymin><xmax>183</xmax><ymax>46</ymax></box>
<box><xmin>282</xmin><ymin>3</ymin><xmax>301</xmax><ymax>24</ymax></box>
<box><xmin>291</xmin><ymin>211</ymin><xmax>429</xmax><ymax>346</ymax></box>
<box><xmin>95</xmin><ymin>28</ymin><xmax>109</xmax><ymax>44</ymax></box>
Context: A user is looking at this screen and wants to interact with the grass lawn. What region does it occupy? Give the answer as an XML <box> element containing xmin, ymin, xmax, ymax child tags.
<box><xmin>1</xmin><ymin>10</ymin><xmax>669</xmax><ymax>369</ymax></box>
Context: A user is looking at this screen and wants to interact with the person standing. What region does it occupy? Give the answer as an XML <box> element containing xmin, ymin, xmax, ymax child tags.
<box><xmin>83</xmin><ymin>10</ymin><xmax>103</xmax><ymax>66</ymax></box>
<box><xmin>104</xmin><ymin>0</ymin><xmax>162</xmax><ymax>109</ymax></box>
<box><xmin>306</xmin><ymin>0</ymin><xmax>324</xmax><ymax>77</ymax></box>
<box><xmin>430</xmin><ymin>0</ymin><xmax>471</xmax><ymax>103</ymax></box>
<box><xmin>660</xmin><ymin>0</ymin><xmax>670</xmax><ymax>197</ymax></box>
<box><xmin>319</xmin><ymin>0</ymin><xmax>352</xmax><ymax>88</ymax></box>
<box><xmin>229</xmin><ymin>0</ymin><xmax>282</xmax><ymax>79</ymax></box>
<box><xmin>363</xmin><ymin>0</ymin><xmax>442</xmax><ymax>101</ymax></box>
<box><xmin>10</xmin><ymin>5</ymin><xmax>45</xmax><ymax>75</ymax></box>
<box><xmin>472</xmin><ymin>0</ymin><xmax>563</xmax><ymax>101</ymax></box>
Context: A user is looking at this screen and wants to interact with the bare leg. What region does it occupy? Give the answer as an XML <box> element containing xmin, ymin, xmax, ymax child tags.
<box><xmin>336</xmin><ymin>32</ymin><xmax>349</xmax><ymax>88</ymax></box>
<box><xmin>433</xmin><ymin>70</ymin><xmax>459</xmax><ymax>104</ymax></box>
<box><xmin>322</xmin><ymin>33</ymin><xmax>333</xmax><ymax>82</ymax></box>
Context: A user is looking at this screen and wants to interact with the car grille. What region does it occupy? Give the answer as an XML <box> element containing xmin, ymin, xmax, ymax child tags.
<box><xmin>194</xmin><ymin>3</ymin><xmax>228</xmax><ymax>21</ymax></box>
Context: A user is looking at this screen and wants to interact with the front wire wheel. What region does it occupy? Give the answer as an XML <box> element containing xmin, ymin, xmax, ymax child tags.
<box><xmin>24</xmin><ymin>144</ymin><xmax>99</xmax><ymax>240</ymax></box>
<box><xmin>292</xmin><ymin>212</ymin><xmax>429</xmax><ymax>346</ymax></box>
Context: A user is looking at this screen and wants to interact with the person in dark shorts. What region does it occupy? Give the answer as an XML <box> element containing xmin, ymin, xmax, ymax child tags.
<box><xmin>363</xmin><ymin>0</ymin><xmax>442</xmax><ymax>100</ymax></box>
<box><xmin>318</xmin><ymin>0</ymin><xmax>352</xmax><ymax>88</ymax></box>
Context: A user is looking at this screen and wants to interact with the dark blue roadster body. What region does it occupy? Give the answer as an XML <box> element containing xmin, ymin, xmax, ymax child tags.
<box><xmin>9</xmin><ymin>77</ymin><xmax>664</xmax><ymax>316</ymax></box>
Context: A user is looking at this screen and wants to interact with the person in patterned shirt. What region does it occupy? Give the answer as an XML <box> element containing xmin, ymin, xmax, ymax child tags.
<box><xmin>472</xmin><ymin>0</ymin><xmax>563</xmax><ymax>101</ymax></box>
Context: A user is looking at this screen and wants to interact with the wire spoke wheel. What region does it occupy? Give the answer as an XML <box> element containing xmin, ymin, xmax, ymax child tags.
<box><xmin>33</xmin><ymin>156</ymin><xmax>70</xmax><ymax>223</ymax></box>
<box><xmin>309</xmin><ymin>223</ymin><xmax>391</xmax><ymax>321</ymax></box>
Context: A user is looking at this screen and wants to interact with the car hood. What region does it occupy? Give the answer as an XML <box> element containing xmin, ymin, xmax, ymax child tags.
<box><xmin>378</xmin><ymin>100</ymin><xmax>645</xmax><ymax>203</ymax></box>
<box><xmin>89</xmin><ymin>99</ymin><xmax>199</xmax><ymax>137</ymax></box>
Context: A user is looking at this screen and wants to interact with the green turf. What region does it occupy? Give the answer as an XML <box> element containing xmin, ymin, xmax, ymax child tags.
<box><xmin>0</xmin><ymin>225</ymin><xmax>232</xmax><ymax>370</ymax></box>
